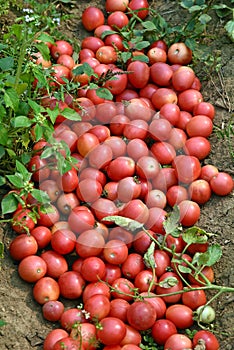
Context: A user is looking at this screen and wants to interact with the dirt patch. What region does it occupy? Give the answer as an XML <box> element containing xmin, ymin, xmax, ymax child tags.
<box><xmin>0</xmin><ymin>1</ymin><xmax>233</xmax><ymax>349</ymax></box>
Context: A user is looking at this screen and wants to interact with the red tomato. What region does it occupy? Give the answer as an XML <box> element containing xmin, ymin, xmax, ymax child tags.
<box><xmin>149</xmin><ymin>118</ymin><xmax>173</xmax><ymax>141</ymax></box>
<box><xmin>107</xmin><ymin>156</ymin><xmax>135</xmax><ymax>181</ymax></box>
<box><xmin>104</xmin><ymin>136</ymin><xmax>127</xmax><ymax>158</ymax></box>
<box><xmin>136</xmin><ymin>155</ymin><xmax>160</xmax><ymax>180</ymax></box>
<box><xmin>84</xmin><ymin>294</ymin><xmax>111</xmax><ymax>320</ymax></box>
<box><xmin>117</xmin><ymin>176</ymin><xmax>142</xmax><ymax>202</ymax></box>
<box><xmin>127</xmin><ymin>61</ymin><xmax>150</xmax><ymax>89</ymax></box>
<box><xmin>178</xmin><ymin>89</ymin><xmax>203</xmax><ymax>112</ymax></box>
<box><xmin>153</xmin><ymin>249</ymin><xmax>171</xmax><ymax>277</ymax></box>
<box><xmin>9</xmin><ymin>234</ymin><xmax>38</xmax><ymax>261</ymax></box>
<box><xmin>96</xmin><ymin>45</ymin><xmax>117</xmax><ymax>64</ymax></box>
<box><xmin>193</xmin><ymin>101</ymin><xmax>215</xmax><ymax>120</ymax></box>
<box><xmin>95</xmin><ymin>101</ymin><xmax>118</xmax><ymax>124</ymax></box>
<box><xmin>182</xmin><ymin>285</ymin><xmax>207</xmax><ymax>310</ymax></box>
<box><xmin>188</xmin><ymin>266</ymin><xmax>214</xmax><ymax>286</ymax></box>
<box><xmin>37</xmin><ymin>204</ymin><xmax>60</xmax><ymax>227</ymax></box>
<box><xmin>140</xmin><ymin>292</ymin><xmax>167</xmax><ymax>319</ymax></box>
<box><xmin>128</xmin><ymin>0</ymin><xmax>149</xmax><ymax>20</ymax></box>
<box><xmin>166</xmin><ymin>304</ymin><xmax>194</xmax><ymax>329</ymax></box>
<box><xmin>188</xmin><ymin>179</ymin><xmax>212</xmax><ymax>204</ymax></box>
<box><xmin>105</xmin><ymin>34</ymin><xmax>124</xmax><ymax>51</ymax></box>
<box><xmin>145</xmin><ymin>207</ymin><xmax>167</xmax><ymax>234</ymax></box>
<box><xmin>132</xmin><ymin>230</ymin><xmax>152</xmax><ymax>255</ymax></box>
<box><xmin>43</xmin><ymin>329</ymin><xmax>69</xmax><ymax>350</ymax></box>
<box><xmin>56</xmin><ymin>193</ymin><xmax>80</xmax><ymax>216</ymax></box>
<box><xmin>123</xmin><ymin>119</ymin><xmax>148</xmax><ymax>140</ymax></box>
<box><xmin>81</xmin><ymin>256</ymin><xmax>106</xmax><ymax>282</ymax></box>
<box><xmin>127</xmin><ymin>300</ymin><xmax>156</xmax><ymax>331</ymax></box>
<box><xmin>51</xmin><ymin>229</ymin><xmax>76</xmax><ymax>255</ymax></box>
<box><xmin>104</xmin><ymin>263</ymin><xmax>122</xmax><ymax>285</ymax></box>
<box><xmin>53</xmin><ymin>337</ymin><xmax>81</xmax><ymax>350</ymax></box>
<box><xmin>120</xmin><ymin>324</ymin><xmax>142</xmax><ymax>346</ymax></box>
<box><xmin>183</xmin><ymin>136</ymin><xmax>211</xmax><ymax>160</ymax></box>
<box><xmin>30</xmin><ymin>225</ymin><xmax>52</xmax><ymax>249</ymax></box>
<box><xmin>109</xmin><ymin>299</ymin><xmax>130</xmax><ymax>322</ymax></box>
<box><xmin>160</xmin><ymin>103</ymin><xmax>180</xmax><ymax>126</ymax></box>
<box><xmin>39</xmin><ymin>179</ymin><xmax>60</xmax><ymax>203</ymax></box>
<box><xmin>166</xmin><ymin>185</ymin><xmax>188</xmax><ymax>207</ymax></box>
<box><xmin>82</xmin><ymin>6</ymin><xmax>105</xmax><ymax>31</ymax></box>
<box><xmin>42</xmin><ymin>300</ymin><xmax>64</xmax><ymax>322</ymax></box>
<box><xmin>11</xmin><ymin>208</ymin><xmax>35</xmax><ymax>234</ymax></box>
<box><xmin>151</xmin><ymin>319</ymin><xmax>177</xmax><ymax>345</ymax></box>
<box><xmin>105</xmin><ymin>0</ymin><xmax>129</xmax><ymax>12</ymax></box>
<box><xmin>178</xmin><ymin>199</ymin><xmax>201</xmax><ymax>226</ymax></box>
<box><xmin>210</xmin><ymin>172</ymin><xmax>234</xmax><ymax>196</ymax></box>
<box><xmin>134</xmin><ymin>269</ymin><xmax>157</xmax><ymax>292</ymax></box>
<box><xmin>60</xmin><ymin>308</ymin><xmax>86</xmax><ymax>331</ymax></box>
<box><xmin>82</xmin><ymin>281</ymin><xmax>111</xmax><ymax>304</ymax></box>
<box><xmin>120</xmin><ymin>199</ymin><xmax>149</xmax><ymax>224</ymax></box>
<box><xmin>167</xmin><ymin>42</ymin><xmax>192</xmax><ymax>65</ymax></box>
<box><xmin>192</xmin><ymin>330</ymin><xmax>220</xmax><ymax>350</ymax></box>
<box><xmin>152</xmin><ymin>167</ymin><xmax>178</xmax><ymax>193</ymax></box>
<box><xmin>27</xmin><ymin>155</ymin><xmax>50</xmax><ymax>182</ymax></box>
<box><xmin>79</xmin><ymin>167</ymin><xmax>107</xmax><ymax>187</ymax></box>
<box><xmin>172</xmin><ymin>66</ymin><xmax>195</xmax><ymax>91</ymax></box>
<box><xmin>150</xmin><ymin>62</ymin><xmax>173</xmax><ymax>86</ymax></box>
<box><xmin>51</xmin><ymin>64</ymin><xmax>71</xmax><ymax>84</ymax></box>
<box><xmin>77</xmin><ymin>132</ymin><xmax>99</xmax><ymax>157</ymax></box>
<box><xmin>121</xmin><ymin>253</ymin><xmax>145</xmax><ymax>279</ymax></box>
<box><xmin>144</xmin><ymin>189</ymin><xmax>167</xmax><ymax>209</ymax></box>
<box><xmin>68</xmin><ymin>206</ymin><xmax>95</xmax><ymax>234</ymax></box>
<box><xmin>58</xmin><ymin>271</ymin><xmax>85</xmax><ymax>299</ymax></box>
<box><xmin>57</xmin><ymin>168</ymin><xmax>79</xmax><ymax>193</ymax></box>
<box><xmin>124</xmin><ymin>98</ymin><xmax>152</xmax><ymax>122</ymax></box>
<box><xmin>172</xmin><ymin>154</ymin><xmax>201</xmax><ymax>184</ymax></box>
<box><xmin>107</xmin><ymin>11</ymin><xmax>129</xmax><ymax>29</ymax></box>
<box><xmin>97</xmin><ymin>317</ymin><xmax>127</xmax><ymax>346</ymax></box>
<box><xmin>164</xmin><ymin>334</ymin><xmax>193</xmax><ymax>350</ymax></box>
<box><xmin>18</xmin><ymin>255</ymin><xmax>47</xmax><ymax>283</ymax></box>
<box><xmin>103</xmin><ymin>239</ymin><xmax>128</xmax><ymax>265</ymax></box>
<box><xmin>91</xmin><ymin>198</ymin><xmax>119</xmax><ymax>223</ymax></box>
<box><xmin>50</xmin><ymin>40</ymin><xmax>73</xmax><ymax>59</ymax></box>
<box><xmin>200</xmin><ymin>164</ymin><xmax>219</xmax><ymax>182</ymax></box>
<box><xmin>151</xmin><ymin>141</ymin><xmax>176</xmax><ymax>165</ymax></box>
<box><xmin>88</xmin><ymin>143</ymin><xmax>113</xmax><ymax>170</ymax></box>
<box><xmin>186</xmin><ymin>114</ymin><xmax>213</xmax><ymax>137</ymax></box>
<box><xmin>33</xmin><ymin>277</ymin><xmax>60</xmax><ymax>304</ymax></box>
<box><xmin>57</xmin><ymin>53</ymin><xmax>75</xmax><ymax>70</ymax></box>
<box><xmin>111</xmin><ymin>277</ymin><xmax>135</xmax><ymax>301</ymax></box>
<box><xmin>147</xmin><ymin>47</ymin><xmax>167</xmax><ymax>64</ymax></box>
<box><xmin>156</xmin><ymin>272</ymin><xmax>183</xmax><ymax>304</ymax></box>
<box><xmin>73</xmin><ymin>323</ymin><xmax>98</xmax><ymax>350</ymax></box>
<box><xmin>81</xmin><ymin>36</ymin><xmax>104</xmax><ymax>53</ymax></box>
<box><xmin>41</xmin><ymin>250</ymin><xmax>68</xmax><ymax>278</ymax></box>
<box><xmin>75</xmin><ymin>229</ymin><xmax>105</xmax><ymax>258</ymax></box>
<box><xmin>167</xmin><ymin>127</ymin><xmax>187</xmax><ymax>150</ymax></box>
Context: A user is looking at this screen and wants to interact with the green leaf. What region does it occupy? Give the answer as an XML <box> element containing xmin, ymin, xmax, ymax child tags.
<box><xmin>16</xmin><ymin>161</ymin><xmax>31</xmax><ymax>181</ymax></box>
<box><xmin>199</xmin><ymin>14</ymin><xmax>212</xmax><ymax>25</ymax></box>
<box><xmin>11</xmin><ymin>116</ymin><xmax>32</xmax><ymax>128</ymax></box>
<box><xmin>1</xmin><ymin>192</ymin><xmax>19</xmax><ymax>215</ymax></box>
<box><xmin>34</xmin><ymin>124</ymin><xmax>43</xmax><ymax>141</ymax></box>
<box><xmin>35</xmin><ymin>32</ymin><xmax>54</xmax><ymax>44</ymax></box>
<box><xmin>163</xmin><ymin>205</ymin><xmax>181</xmax><ymax>236</ymax></box>
<box><xmin>144</xmin><ymin>242</ymin><xmax>156</xmax><ymax>269</ymax></box>
<box><xmin>101</xmin><ymin>30</ymin><xmax>117</xmax><ymax>39</ymax></box>
<box><xmin>28</xmin><ymin>99</ymin><xmax>44</xmax><ymax>114</ymax></box>
<box><xmin>159</xmin><ymin>276</ymin><xmax>178</xmax><ymax>288</ymax></box>
<box><xmin>182</xmin><ymin>226</ymin><xmax>208</xmax><ymax>245</ymax></box>
<box><xmin>34</xmin><ymin>42</ymin><xmax>50</xmax><ymax>60</ymax></box>
<box><xmin>31</xmin><ymin>188</ymin><xmax>50</xmax><ymax>204</ymax></box>
<box><xmin>6</xmin><ymin>174</ymin><xmax>24</xmax><ymax>188</ymax></box>
<box><xmin>102</xmin><ymin>215</ymin><xmax>144</xmax><ymax>231</ymax></box>
<box><xmin>131</xmin><ymin>55</ymin><xmax>149</xmax><ymax>63</ymax></box>
<box><xmin>0</xmin><ymin>128</ymin><xmax>9</xmax><ymax>146</ymax></box>
<box><xmin>225</xmin><ymin>20</ymin><xmax>234</xmax><ymax>42</ymax></box>
<box><xmin>178</xmin><ymin>265</ymin><xmax>192</xmax><ymax>274</ymax></box>
<box><xmin>0</xmin><ymin>57</ymin><xmax>14</xmax><ymax>71</ymax></box>
<box><xmin>142</xmin><ymin>21</ymin><xmax>156</xmax><ymax>30</ymax></box>
<box><xmin>4</xmin><ymin>88</ymin><xmax>19</xmax><ymax>111</ymax></box>
<box><xmin>0</xmin><ymin>146</ymin><xmax>5</xmax><ymax>159</ymax></box>
<box><xmin>120</xmin><ymin>51</ymin><xmax>132</xmax><ymax>63</ymax></box>
<box><xmin>96</xmin><ymin>88</ymin><xmax>113</xmax><ymax>100</ymax></box>
<box><xmin>15</xmin><ymin>83</ymin><xmax>28</xmax><ymax>95</ymax></box>
<box><xmin>180</xmin><ymin>0</ymin><xmax>194</xmax><ymax>8</ymax></box>
<box><xmin>0</xmin><ymin>243</ymin><xmax>4</xmax><ymax>259</ymax></box>
<box><xmin>61</xmin><ymin>107</ymin><xmax>82</xmax><ymax>121</ymax></box>
<box><xmin>0</xmin><ymin>175</ymin><xmax>6</xmax><ymax>186</ymax></box>
<box><xmin>40</xmin><ymin>146</ymin><xmax>55</xmax><ymax>159</ymax></box>
<box><xmin>197</xmin><ymin>244</ymin><xmax>222</xmax><ymax>267</ymax></box>
<box><xmin>135</xmin><ymin>41</ymin><xmax>150</xmax><ymax>50</ymax></box>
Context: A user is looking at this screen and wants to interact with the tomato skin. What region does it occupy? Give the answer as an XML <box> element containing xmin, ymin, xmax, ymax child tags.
<box><xmin>172</xmin><ymin>154</ymin><xmax>201</xmax><ymax>184</ymax></box>
<box><xmin>186</xmin><ymin>114</ymin><xmax>213</xmax><ymax>138</ymax></box>
<box><xmin>184</xmin><ymin>136</ymin><xmax>211</xmax><ymax>160</ymax></box>
<box><xmin>193</xmin><ymin>101</ymin><xmax>215</xmax><ymax>120</ymax></box>
<box><xmin>84</xmin><ymin>294</ymin><xmax>111</xmax><ymax>321</ymax></box>
<box><xmin>181</xmin><ymin>285</ymin><xmax>207</xmax><ymax>310</ymax></box>
<box><xmin>91</xmin><ymin>198</ymin><xmax>119</xmax><ymax>224</ymax></box>
<box><xmin>50</xmin><ymin>229</ymin><xmax>76</xmax><ymax>255</ymax></box>
<box><xmin>120</xmin><ymin>324</ymin><xmax>142</xmax><ymax>346</ymax></box>
<box><xmin>166</xmin><ymin>185</ymin><xmax>188</xmax><ymax>207</ymax></box>
<box><xmin>9</xmin><ymin>234</ymin><xmax>38</xmax><ymax>261</ymax></box>
<box><xmin>178</xmin><ymin>89</ymin><xmax>203</xmax><ymax>112</ymax></box>
<box><xmin>178</xmin><ymin>199</ymin><xmax>201</xmax><ymax>226</ymax></box>
<box><xmin>82</xmin><ymin>6</ymin><xmax>105</xmax><ymax>31</ymax></box>
<box><xmin>30</xmin><ymin>226</ymin><xmax>52</xmax><ymax>249</ymax></box>
<box><xmin>58</xmin><ymin>271</ymin><xmax>85</xmax><ymax>299</ymax></box>
<box><xmin>134</xmin><ymin>269</ymin><xmax>157</xmax><ymax>292</ymax></box>
<box><xmin>188</xmin><ymin>179</ymin><xmax>212</xmax><ymax>205</ymax></box>
<box><xmin>145</xmin><ymin>207</ymin><xmax>167</xmax><ymax>235</ymax></box>
<box><xmin>33</xmin><ymin>277</ymin><xmax>60</xmax><ymax>305</ymax></box>
<box><xmin>81</xmin><ymin>36</ymin><xmax>104</xmax><ymax>53</ymax></box>
<box><xmin>103</xmin><ymin>239</ymin><xmax>128</xmax><ymax>265</ymax></box>
<box><xmin>18</xmin><ymin>255</ymin><xmax>47</xmax><ymax>283</ymax></box>
<box><xmin>37</xmin><ymin>204</ymin><xmax>60</xmax><ymax>228</ymax></box>
<box><xmin>43</xmin><ymin>329</ymin><xmax>69</xmax><ymax>350</ymax></box>
<box><xmin>151</xmin><ymin>319</ymin><xmax>177</xmax><ymax>345</ymax></box>
<box><xmin>96</xmin><ymin>45</ymin><xmax>118</xmax><ymax>64</ymax></box>
<box><xmin>164</xmin><ymin>333</ymin><xmax>193</xmax><ymax>350</ymax></box>
<box><xmin>136</xmin><ymin>155</ymin><xmax>160</xmax><ymax>180</ymax></box>
<box><xmin>41</xmin><ymin>250</ymin><xmax>68</xmax><ymax>279</ymax></box>
<box><xmin>121</xmin><ymin>253</ymin><xmax>145</xmax><ymax>279</ymax></box>
<box><xmin>210</xmin><ymin>172</ymin><xmax>234</xmax><ymax>196</ymax></box>
<box><xmin>56</xmin><ymin>193</ymin><xmax>80</xmax><ymax>216</ymax></box>
<box><xmin>127</xmin><ymin>61</ymin><xmax>150</xmax><ymax>89</ymax></box>
<box><xmin>127</xmin><ymin>300</ymin><xmax>157</xmax><ymax>331</ymax></box>
<box><xmin>149</xmin><ymin>118</ymin><xmax>172</xmax><ymax>142</ymax></box>
<box><xmin>68</xmin><ymin>206</ymin><xmax>95</xmax><ymax>234</ymax></box>
<box><xmin>81</xmin><ymin>256</ymin><xmax>106</xmax><ymax>282</ymax></box>
<box><xmin>82</xmin><ymin>281</ymin><xmax>111</xmax><ymax>304</ymax></box>
<box><xmin>53</xmin><ymin>336</ymin><xmax>81</xmax><ymax>350</ymax></box>
<box><xmin>151</xmin><ymin>88</ymin><xmax>177</xmax><ymax>110</ymax></box>
<box><xmin>150</xmin><ymin>62</ymin><xmax>173</xmax><ymax>86</ymax></box>
<box><xmin>50</xmin><ymin>40</ymin><xmax>73</xmax><ymax>60</ymax></box>
<box><xmin>42</xmin><ymin>300</ymin><xmax>64</xmax><ymax>322</ymax></box>
<box><xmin>167</xmin><ymin>42</ymin><xmax>192</xmax><ymax>65</ymax></box>
<box><xmin>120</xmin><ymin>199</ymin><xmax>149</xmax><ymax>224</ymax></box>
<box><xmin>153</xmin><ymin>250</ymin><xmax>171</xmax><ymax>277</ymax></box>
<box><xmin>75</xmin><ymin>229</ymin><xmax>105</xmax><ymax>258</ymax></box>
<box><xmin>129</xmin><ymin>0</ymin><xmax>149</xmax><ymax>20</ymax></box>
<box><xmin>192</xmin><ymin>330</ymin><xmax>220</xmax><ymax>350</ymax></box>
<box><xmin>151</xmin><ymin>141</ymin><xmax>176</xmax><ymax>165</ymax></box>
<box><xmin>200</xmin><ymin>164</ymin><xmax>219</xmax><ymax>182</ymax></box>
<box><xmin>156</xmin><ymin>272</ymin><xmax>183</xmax><ymax>304</ymax></box>
<box><xmin>105</xmin><ymin>0</ymin><xmax>129</xmax><ymax>12</ymax></box>
<box><xmin>60</xmin><ymin>308</ymin><xmax>86</xmax><ymax>331</ymax></box>
<box><xmin>166</xmin><ymin>304</ymin><xmax>194</xmax><ymax>329</ymax></box>
<box><xmin>111</xmin><ymin>277</ymin><xmax>135</xmax><ymax>301</ymax></box>
<box><xmin>127</xmin><ymin>139</ymin><xmax>149</xmax><ymax>161</ymax></box>
<box><xmin>107</xmin><ymin>156</ymin><xmax>136</xmax><ymax>181</ymax></box>
<box><xmin>117</xmin><ymin>176</ymin><xmax>142</xmax><ymax>203</ymax></box>
<box><xmin>11</xmin><ymin>209</ymin><xmax>35</xmax><ymax>234</ymax></box>
<box><xmin>97</xmin><ymin>317</ymin><xmax>127</xmax><ymax>346</ymax></box>
<box><xmin>107</xmin><ymin>11</ymin><xmax>129</xmax><ymax>29</ymax></box>
<box><xmin>109</xmin><ymin>299</ymin><xmax>130</xmax><ymax>322</ymax></box>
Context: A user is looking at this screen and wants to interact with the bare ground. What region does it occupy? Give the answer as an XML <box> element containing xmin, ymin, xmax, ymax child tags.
<box><xmin>0</xmin><ymin>1</ymin><xmax>233</xmax><ymax>349</ymax></box>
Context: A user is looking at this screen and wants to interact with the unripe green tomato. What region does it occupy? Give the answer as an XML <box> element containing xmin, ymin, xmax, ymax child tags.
<box><xmin>197</xmin><ymin>305</ymin><xmax>216</xmax><ymax>324</ymax></box>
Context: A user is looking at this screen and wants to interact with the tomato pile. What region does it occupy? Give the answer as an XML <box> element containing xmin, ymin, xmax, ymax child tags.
<box><xmin>7</xmin><ymin>1</ymin><xmax>234</xmax><ymax>350</ymax></box>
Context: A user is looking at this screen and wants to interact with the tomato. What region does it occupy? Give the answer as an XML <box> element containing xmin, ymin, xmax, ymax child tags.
<box><xmin>109</xmin><ymin>227</ymin><xmax>133</xmax><ymax>249</ymax></box>
<box><xmin>77</xmin><ymin>132</ymin><xmax>99</xmax><ymax>157</ymax></box>
<box><xmin>178</xmin><ymin>89</ymin><xmax>203</xmax><ymax>112</ymax></box>
<box><xmin>91</xmin><ymin>198</ymin><xmax>119</xmax><ymax>224</ymax></box>
<box><xmin>111</xmin><ymin>277</ymin><xmax>135</xmax><ymax>301</ymax></box>
<box><xmin>41</xmin><ymin>250</ymin><xmax>68</xmax><ymax>278</ymax></box>
<box><xmin>51</xmin><ymin>229</ymin><xmax>76</xmax><ymax>255</ymax></box>
<box><xmin>186</xmin><ymin>114</ymin><xmax>213</xmax><ymax>138</ymax></box>
<box><xmin>167</xmin><ymin>42</ymin><xmax>192</xmax><ymax>65</ymax></box>
<box><xmin>117</xmin><ymin>176</ymin><xmax>142</xmax><ymax>203</ymax></box>
<box><xmin>56</xmin><ymin>129</ymin><xmax>79</xmax><ymax>153</ymax></box>
<box><xmin>156</xmin><ymin>272</ymin><xmax>183</xmax><ymax>303</ymax></box>
<box><xmin>37</xmin><ymin>204</ymin><xmax>60</xmax><ymax>228</ymax></box>
<box><xmin>145</xmin><ymin>207</ymin><xmax>167</xmax><ymax>234</ymax></box>
<box><xmin>152</xmin><ymin>250</ymin><xmax>171</xmax><ymax>277</ymax></box>
<box><xmin>172</xmin><ymin>154</ymin><xmax>201</xmax><ymax>184</ymax></box>
<box><xmin>104</xmin><ymin>34</ymin><xmax>124</xmax><ymax>51</ymax></box>
<box><xmin>181</xmin><ymin>285</ymin><xmax>207</xmax><ymax>310</ymax></box>
<box><xmin>147</xmin><ymin>46</ymin><xmax>167</xmax><ymax>64</ymax></box>
<box><xmin>11</xmin><ymin>208</ymin><xmax>36</xmax><ymax>234</ymax></box>
<box><xmin>53</xmin><ymin>337</ymin><xmax>80</xmax><ymax>350</ymax></box>
<box><xmin>104</xmin><ymin>263</ymin><xmax>122</xmax><ymax>285</ymax></box>
<box><xmin>103</xmin><ymin>181</ymin><xmax>118</xmax><ymax>201</ymax></box>
<box><xmin>140</xmin><ymin>292</ymin><xmax>167</xmax><ymax>319</ymax></box>
<box><xmin>151</xmin><ymin>319</ymin><xmax>177</xmax><ymax>345</ymax></box>
<box><xmin>134</xmin><ymin>269</ymin><xmax>157</xmax><ymax>292</ymax></box>
<box><xmin>128</xmin><ymin>0</ymin><xmax>149</xmax><ymax>20</ymax></box>
<box><xmin>109</xmin><ymin>299</ymin><xmax>130</xmax><ymax>322</ymax></box>
<box><xmin>210</xmin><ymin>172</ymin><xmax>234</xmax><ymax>196</ymax></box>
<box><xmin>107</xmin><ymin>156</ymin><xmax>135</xmax><ymax>181</ymax></box>
<box><xmin>82</xmin><ymin>6</ymin><xmax>105</xmax><ymax>31</ymax></box>
<box><xmin>144</xmin><ymin>189</ymin><xmax>167</xmax><ymax>209</ymax></box>
<box><xmin>192</xmin><ymin>330</ymin><xmax>220</xmax><ymax>350</ymax></box>
<box><xmin>60</xmin><ymin>308</ymin><xmax>86</xmax><ymax>331</ymax></box>
<box><xmin>188</xmin><ymin>179</ymin><xmax>212</xmax><ymax>204</ymax></box>
<box><xmin>42</xmin><ymin>300</ymin><xmax>64</xmax><ymax>322</ymax></box>
<box><xmin>88</xmin><ymin>144</ymin><xmax>113</xmax><ymax>170</ymax></box>
<box><xmin>96</xmin><ymin>45</ymin><xmax>117</xmax><ymax>64</ymax></box>
<box><xmin>166</xmin><ymin>185</ymin><xmax>188</xmax><ymax>207</ymax></box>
<box><xmin>39</xmin><ymin>179</ymin><xmax>61</xmax><ymax>203</ymax></box>
<box><xmin>123</xmin><ymin>119</ymin><xmax>148</xmax><ymax>140</ymax></box>
<box><xmin>120</xmin><ymin>326</ymin><xmax>142</xmax><ymax>347</ymax></box>
<box><xmin>73</xmin><ymin>97</ymin><xmax>96</xmax><ymax>122</ymax></box>
<box><xmin>57</xmin><ymin>54</ymin><xmax>75</xmax><ymax>70</ymax></box>
<box><xmin>127</xmin><ymin>300</ymin><xmax>156</xmax><ymax>331</ymax></box>
<box><xmin>120</xmin><ymin>199</ymin><xmax>149</xmax><ymax>224</ymax></box>
<box><xmin>188</xmin><ymin>266</ymin><xmax>214</xmax><ymax>286</ymax></box>
<box><xmin>172</xmin><ymin>66</ymin><xmax>195</xmax><ymax>91</ymax></box>
<box><xmin>151</xmin><ymin>141</ymin><xmax>176</xmax><ymax>165</ymax></box>
<box><xmin>9</xmin><ymin>234</ymin><xmax>38</xmax><ymax>261</ymax></box>
<box><xmin>193</xmin><ymin>101</ymin><xmax>215</xmax><ymax>120</ymax></box>
<box><xmin>43</xmin><ymin>329</ymin><xmax>69</xmax><ymax>350</ymax></box>
<box><xmin>50</xmin><ymin>40</ymin><xmax>73</xmax><ymax>59</ymax></box>
<box><xmin>184</xmin><ymin>136</ymin><xmax>211</xmax><ymax>160</ymax></box>
<box><xmin>176</xmin><ymin>110</ymin><xmax>193</xmax><ymax>130</ymax></box>
<box><xmin>75</xmin><ymin>229</ymin><xmax>105</xmax><ymax>258</ymax></box>
<box><xmin>81</xmin><ymin>256</ymin><xmax>106</xmax><ymax>282</ymax></box>
<box><xmin>167</xmin><ymin>127</ymin><xmax>187</xmax><ymax>150</ymax></box>
<box><xmin>105</xmin><ymin>0</ymin><xmax>129</xmax><ymax>12</ymax></box>
<box><xmin>51</xmin><ymin>64</ymin><xmax>71</xmax><ymax>84</ymax></box>
<box><xmin>18</xmin><ymin>255</ymin><xmax>47</xmax><ymax>283</ymax></box>
<box><xmin>200</xmin><ymin>164</ymin><xmax>219</xmax><ymax>182</ymax></box>
<box><xmin>150</xmin><ymin>62</ymin><xmax>173</xmax><ymax>86</ymax></box>
<box><xmin>159</xmin><ymin>103</ymin><xmax>180</xmax><ymax>126</ymax></box>
<box><xmin>82</xmin><ymin>281</ymin><xmax>111</xmax><ymax>304</ymax></box>
<box><xmin>127</xmin><ymin>60</ymin><xmax>150</xmax><ymax>88</ymax></box>
<box><xmin>79</xmin><ymin>167</ymin><xmax>107</xmax><ymax>187</ymax></box>
<box><xmin>95</xmin><ymin>101</ymin><xmax>118</xmax><ymax>124</ymax></box>
<box><xmin>107</xmin><ymin>11</ymin><xmax>129</xmax><ymax>29</ymax></box>
<box><xmin>84</xmin><ymin>294</ymin><xmax>111</xmax><ymax>320</ymax></box>
<box><xmin>72</xmin><ymin>323</ymin><xmax>98</xmax><ymax>350</ymax></box>
<box><xmin>56</xmin><ymin>193</ymin><xmax>80</xmax><ymax>216</ymax></box>
<box><xmin>104</xmin><ymin>136</ymin><xmax>127</xmax><ymax>158</ymax></box>
<box><xmin>58</xmin><ymin>271</ymin><xmax>85</xmax><ymax>299</ymax></box>
<box><xmin>164</xmin><ymin>334</ymin><xmax>193</xmax><ymax>350</ymax></box>
<box><xmin>178</xmin><ymin>199</ymin><xmax>201</xmax><ymax>226</ymax></box>
<box><xmin>94</xmin><ymin>24</ymin><xmax>112</xmax><ymax>38</ymax></box>
<box><xmin>81</xmin><ymin>36</ymin><xmax>104</xmax><ymax>53</ymax></box>
<box><xmin>103</xmin><ymin>239</ymin><xmax>128</xmax><ymax>265</ymax></box>
<box><xmin>124</xmin><ymin>98</ymin><xmax>152</xmax><ymax>122</ymax></box>
<box><xmin>152</xmin><ymin>167</ymin><xmax>178</xmax><ymax>193</ymax></box>
<box><xmin>96</xmin><ymin>317</ymin><xmax>127</xmax><ymax>346</ymax></box>
<box><xmin>68</xmin><ymin>206</ymin><xmax>95</xmax><ymax>234</ymax></box>
<box><xmin>166</xmin><ymin>304</ymin><xmax>193</xmax><ymax>329</ymax></box>
<box><xmin>121</xmin><ymin>345</ymin><xmax>141</xmax><ymax>350</ymax></box>
<box><xmin>30</xmin><ymin>225</ymin><xmax>52</xmax><ymax>249</ymax></box>
<box><xmin>149</xmin><ymin>118</ymin><xmax>173</xmax><ymax>142</ymax></box>
<box><xmin>57</xmin><ymin>168</ymin><xmax>79</xmax><ymax>193</ymax></box>
<box><xmin>27</xmin><ymin>155</ymin><xmax>50</xmax><ymax>182</ymax></box>
<box><xmin>121</xmin><ymin>253</ymin><xmax>145</xmax><ymax>279</ymax></box>
<box><xmin>33</xmin><ymin>276</ymin><xmax>60</xmax><ymax>304</ymax></box>
<box><xmin>135</xmin><ymin>155</ymin><xmax>160</xmax><ymax>180</ymax></box>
